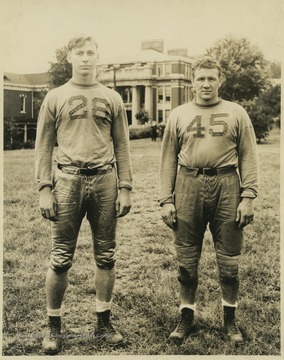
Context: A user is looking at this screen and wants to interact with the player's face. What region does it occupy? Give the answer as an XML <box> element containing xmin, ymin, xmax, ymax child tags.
<box><xmin>193</xmin><ymin>68</ymin><xmax>222</xmax><ymax>105</ymax></box>
<box><xmin>68</xmin><ymin>41</ymin><xmax>98</xmax><ymax>78</ymax></box>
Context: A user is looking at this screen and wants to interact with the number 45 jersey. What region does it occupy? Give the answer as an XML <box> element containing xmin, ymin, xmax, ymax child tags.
<box><xmin>160</xmin><ymin>99</ymin><xmax>258</xmax><ymax>199</ymax></box>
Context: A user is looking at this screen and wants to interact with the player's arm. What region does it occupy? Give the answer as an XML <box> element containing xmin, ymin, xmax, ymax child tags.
<box><xmin>159</xmin><ymin>115</ymin><xmax>179</xmax><ymax>229</ymax></box>
<box><xmin>236</xmin><ymin>107</ymin><xmax>259</xmax><ymax>228</ymax></box>
<box><xmin>111</xmin><ymin>100</ymin><xmax>132</xmax><ymax>217</ymax></box>
<box><xmin>35</xmin><ymin>99</ymin><xmax>57</xmax><ymax>221</ymax></box>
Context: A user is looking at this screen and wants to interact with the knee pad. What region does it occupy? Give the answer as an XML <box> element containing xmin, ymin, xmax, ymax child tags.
<box><xmin>219</xmin><ymin>274</ymin><xmax>239</xmax><ymax>285</ymax></box>
<box><xmin>96</xmin><ymin>260</ymin><xmax>116</xmax><ymax>270</ymax></box>
<box><xmin>217</xmin><ymin>252</ymin><xmax>239</xmax><ymax>281</ymax></box>
<box><xmin>177</xmin><ymin>266</ymin><xmax>198</xmax><ymax>286</ymax></box>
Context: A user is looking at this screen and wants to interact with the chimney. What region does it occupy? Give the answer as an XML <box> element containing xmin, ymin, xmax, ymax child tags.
<box><xmin>141</xmin><ymin>39</ymin><xmax>164</xmax><ymax>53</ymax></box>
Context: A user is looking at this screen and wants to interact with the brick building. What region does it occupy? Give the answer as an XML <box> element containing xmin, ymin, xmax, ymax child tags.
<box><xmin>4</xmin><ymin>72</ymin><xmax>49</xmax><ymax>147</ymax></box>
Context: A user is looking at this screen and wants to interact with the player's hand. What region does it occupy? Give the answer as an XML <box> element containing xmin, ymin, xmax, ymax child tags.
<box><xmin>116</xmin><ymin>188</ymin><xmax>131</xmax><ymax>217</ymax></box>
<box><xmin>39</xmin><ymin>187</ymin><xmax>58</xmax><ymax>221</ymax></box>
<box><xmin>236</xmin><ymin>197</ymin><xmax>254</xmax><ymax>228</ymax></box>
<box><xmin>160</xmin><ymin>203</ymin><xmax>177</xmax><ymax>230</ymax></box>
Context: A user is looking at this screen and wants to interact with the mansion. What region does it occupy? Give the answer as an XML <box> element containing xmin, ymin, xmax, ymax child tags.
<box><xmin>98</xmin><ymin>39</ymin><xmax>195</xmax><ymax>125</ymax></box>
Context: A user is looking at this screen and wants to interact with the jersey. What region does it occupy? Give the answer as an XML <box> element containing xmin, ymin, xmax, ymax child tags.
<box><xmin>159</xmin><ymin>99</ymin><xmax>258</xmax><ymax>203</ymax></box>
<box><xmin>35</xmin><ymin>80</ymin><xmax>132</xmax><ymax>191</ymax></box>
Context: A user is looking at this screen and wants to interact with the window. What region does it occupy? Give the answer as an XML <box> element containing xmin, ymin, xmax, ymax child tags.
<box><xmin>183</xmin><ymin>87</ymin><xmax>187</xmax><ymax>103</ymax></box>
<box><xmin>165</xmin><ymin>63</ymin><xmax>171</xmax><ymax>75</ymax></box>
<box><xmin>184</xmin><ymin>86</ymin><xmax>192</xmax><ymax>102</ymax></box>
<box><xmin>20</xmin><ymin>94</ymin><xmax>27</xmax><ymax>113</ymax></box>
<box><xmin>121</xmin><ymin>88</ymin><xmax>128</xmax><ymax>103</ymax></box>
<box><xmin>165</xmin><ymin>110</ymin><xmax>170</xmax><ymax>123</ymax></box>
<box><xmin>121</xmin><ymin>87</ymin><xmax>131</xmax><ymax>103</ymax></box>
<box><xmin>158</xmin><ymin>110</ymin><xmax>163</xmax><ymax>123</ymax></box>
<box><xmin>157</xmin><ymin>64</ymin><xmax>164</xmax><ymax>76</ymax></box>
<box><xmin>165</xmin><ymin>87</ymin><xmax>171</xmax><ymax>102</ymax></box>
<box><xmin>129</xmin><ymin>87</ymin><xmax>132</xmax><ymax>102</ymax></box>
<box><xmin>187</xmin><ymin>65</ymin><xmax>192</xmax><ymax>79</ymax></box>
<box><xmin>158</xmin><ymin>87</ymin><xmax>163</xmax><ymax>103</ymax></box>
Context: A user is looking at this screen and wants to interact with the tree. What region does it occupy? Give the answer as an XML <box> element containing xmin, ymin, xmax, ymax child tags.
<box><xmin>239</xmin><ymin>100</ymin><xmax>273</xmax><ymax>143</ymax></box>
<box><xmin>259</xmin><ymin>84</ymin><xmax>281</xmax><ymax>118</ymax></box>
<box><xmin>33</xmin><ymin>90</ymin><xmax>48</xmax><ymax>118</ymax></box>
<box><xmin>207</xmin><ymin>37</ymin><xmax>271</xmax><ymax>102</ymax></box>
<box><xmin>239</xmin><ymin>84</ymin><xmax>281</xmax><ymax>142</ymax></box>
<box><xmin>48</xmin><ymin>46</ymin><xmax>72</xmax><ymax>88</ymax></box>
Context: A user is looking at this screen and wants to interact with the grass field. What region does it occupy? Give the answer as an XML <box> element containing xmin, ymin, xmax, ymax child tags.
<box><xmin>2</xmin><ymin>129</ymin><xmax>281</xmax><ymax>356</ymax></box>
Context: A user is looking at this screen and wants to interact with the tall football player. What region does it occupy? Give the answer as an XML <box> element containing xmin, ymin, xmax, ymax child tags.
<box><xmin>35</xmin><ymin>35</ymin><xmax>132</xmax><ymax>354</ymax></box>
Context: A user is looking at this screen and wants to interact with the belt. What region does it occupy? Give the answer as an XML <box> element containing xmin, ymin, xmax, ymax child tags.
<box><xmin>197</xmin><ymin>168</ymin><xmax>218</xmax><ymax>176</ymax></box>
<box><xmin>58</xmin><ymin>163</ymin><xmax>113</xmax><ymax>176</ymax></box>
<box><xmin>182</xmin><ymin>166</ymin><xmax>236</xmax><ymax>176</ymax></box>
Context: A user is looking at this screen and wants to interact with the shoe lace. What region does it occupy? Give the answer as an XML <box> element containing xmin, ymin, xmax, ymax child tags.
<box><xmin>49</xmin><ymin>318</ymin><xmax>61</xmax><ymax>338</ymax></box>
<box><xmin>98</xmin><ymin>318</ymin><xmax>116</xmax><ymax>335</ymax></box>
<box><xmin>227</xmin><ymin>320</ymin><xmax>240</xmax><ymax>334</ymax></box>
<box><xmin>105</xmin><ymin>321</ymin><xmax>117</xmax><ymax>334</ymax></box>
<box><xmin>176</xmin><ymin>317</ymin><xmax>191</xmax><ymax>333</ymax></box>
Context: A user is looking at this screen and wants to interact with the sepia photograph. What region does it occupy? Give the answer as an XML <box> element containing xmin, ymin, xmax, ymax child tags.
<box><xmin>1</xmin><ymin>0</ymin><xmax>282</xmax><ymax>357</ymax></box>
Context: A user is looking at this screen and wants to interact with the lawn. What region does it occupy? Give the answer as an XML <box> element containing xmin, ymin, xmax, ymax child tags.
<box><xmin>2</xmin><ymin>129</ymin><xmax>281</xmax><ymax>356</ymax></box>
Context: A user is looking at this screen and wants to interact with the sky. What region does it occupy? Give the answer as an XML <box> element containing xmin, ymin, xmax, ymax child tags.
<box><xmin>1</xmin><ymin>0</ymin><xmax>283</xmax><ymax>74</ymax></box>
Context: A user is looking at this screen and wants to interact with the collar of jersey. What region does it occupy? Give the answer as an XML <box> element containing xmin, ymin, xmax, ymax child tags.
<box><xmin>193</xmin><ymin>98</ymin><xmax>222</xmax><ymax>108</ymax></box>
<box><xmin>69</xmin><ymin>79</ymin><xmax>100</xmax><ymax>89</ymax></box>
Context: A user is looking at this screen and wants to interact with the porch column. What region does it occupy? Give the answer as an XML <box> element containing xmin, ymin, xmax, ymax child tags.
<box><xmin>132</xmin><ymin>86</ymin><xmax>139</xmax><ymax>126</ymax></box>
<box><xmin>145</xmin><ymin>86</ymin><xmax>153</xmax><ymax>120</ymax></box>
<box><xmin>24</xmin><ymin>124</ymin><xmax>28</xmax><ymax>143</ymax></box>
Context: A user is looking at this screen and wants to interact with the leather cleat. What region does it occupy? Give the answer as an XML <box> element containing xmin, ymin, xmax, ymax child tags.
<box><xmin>95</xmin><ymin>310</ymin><xmax>123</xmax><ymax>345</ymax></box>
<box><xmin>169</xmin><ymin>308</ymin><xmax>194</xmax><ymax>344</ymax></box>
<box><xmin>225</xmin><ymin>320</ymin><xmax>244</xmax><ymax>344</ymax></box>
<box><xmin>42</xmin><ymin>316</ymin><xmax>62</xmax><ymax>354</ymax></box>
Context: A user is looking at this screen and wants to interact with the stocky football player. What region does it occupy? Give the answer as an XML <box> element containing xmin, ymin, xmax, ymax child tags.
<box><xmin>159</xmin><ymin>55</ymin><xmax>258</xmax><ymax>345</ymax></box>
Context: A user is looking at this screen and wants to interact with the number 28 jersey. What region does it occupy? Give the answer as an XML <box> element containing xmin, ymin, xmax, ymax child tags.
<box><xmin>160</xmin><ymin>99</ymin><xmax>258</xmax><ymax>199</ymax></box>
<box><xmin>35</xmin><ymin>80</ymin><xmax>132</xmax><ymax>191</ymax></box>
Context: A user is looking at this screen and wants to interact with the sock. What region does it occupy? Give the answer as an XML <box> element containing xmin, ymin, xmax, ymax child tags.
<box><xmin>222</xmin><ymin>299</ymin><xmax>238</xmax><ymax>308</ymax></box>
<box><xmin>224</xmin><ymin>305</ymin><xmax>237</xmax><ymax>323</ymax></box>
<box><xmin>179</xmin><ymin>303</ymin><xmax>196</xmax><ymax>312</ymax></box>
<box><xmin>96</xmin><ymin>299</ymin><xmax>112</xmax><ymax>313</ymax></box>
<box><xmin>47</xmin><ymin>308</ymin><xmax>61</xmax><ymax>317</ymax></box>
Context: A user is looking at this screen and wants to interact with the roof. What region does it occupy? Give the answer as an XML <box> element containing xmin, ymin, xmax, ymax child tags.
<box><xmin>4</xmin><ymin>72</ymin><xmax>49</xmax><ymax>86</ymax></box>
<box><xmin>100</xmin><ymin>49</ymin><xmax>194</xmax><ymax>66</ymax></box>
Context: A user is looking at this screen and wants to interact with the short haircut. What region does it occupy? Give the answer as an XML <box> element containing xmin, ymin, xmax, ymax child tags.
<box><xmin>191</xmin><ymin>56</ymin><xmax>222</xmax><ymax>79</ymax></box>
<box><xmin>67</xmin><ymin>35</ymin><xmax>98</xmax><ymax>51</ymax></box>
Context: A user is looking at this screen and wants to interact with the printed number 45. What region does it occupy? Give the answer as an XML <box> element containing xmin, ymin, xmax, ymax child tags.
<box><xmin>187</xmin><ymin>114</ymin><xmax>228</xmax><ymax>137</ymax></box>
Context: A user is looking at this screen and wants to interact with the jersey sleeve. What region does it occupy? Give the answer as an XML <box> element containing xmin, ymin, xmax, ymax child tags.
<box><xmin>237</xmin><ymin>106</ymin><xmax>259</xmax><ymax>198</ymax></box>
<box><xmin>159</xmin><ymin>110</ymin><xmax>180</xmax><ymax>205</ymax></box>
<box><xmin>34</xmin><ymin>93</ymin><xmax>56</xmax><ymax>191</ymax></box>
<box><xmin>111</xmin><ymin>94</ymin><xmax>133</xmax><ymax>190</ymax></box>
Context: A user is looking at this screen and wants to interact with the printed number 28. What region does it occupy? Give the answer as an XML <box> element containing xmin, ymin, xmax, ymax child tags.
<box><xmin>187</xmin><ymin>114</ymin><xmax>228</xmax><ymax>137</ymax></box>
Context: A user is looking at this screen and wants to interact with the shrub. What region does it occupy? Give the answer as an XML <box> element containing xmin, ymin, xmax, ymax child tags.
<box><xmin>129</xmin><ymin>126</ymin><xmax>152</xmax><ymax>140</ymax></box>
<box><xmin>135</xmin><ymin>108</ymin><xmax>150</xmax><ymax>125</ymax></box>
